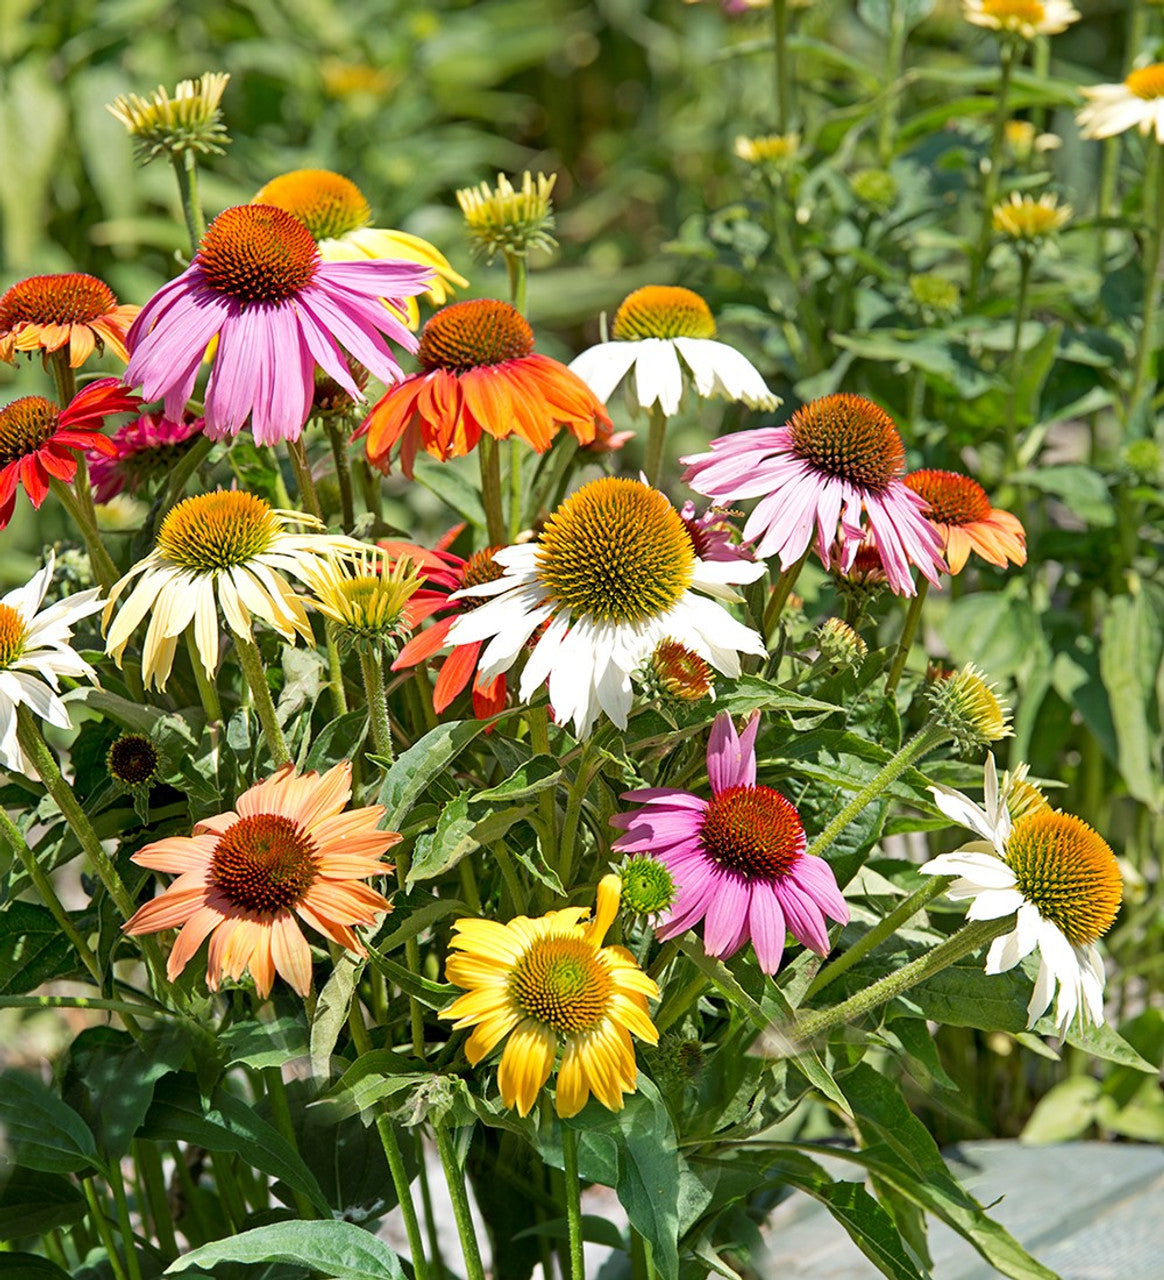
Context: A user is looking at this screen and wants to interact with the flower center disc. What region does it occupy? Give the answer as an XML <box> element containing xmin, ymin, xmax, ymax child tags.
<box><xmin>108</xmin><ymin>734</ymin><xmax>159</xmax><ymax>786</ymax></box>
<box><xmin>455</xmin><ymin>546</ymin><xmax>505</xmax><ymax>614</ymax></box>
<box><xmin>0</xmin><ymin>273</ymin><xmax>116</xmax><ymax>328</ymax></box>
<box><xmin>196</xmin><ymin>205</ymin><xmax>320</xmax><ymax>304</ymax></box>
<box><xmin>0</xmin><ymin>396</ymin><xmax>61</xmax><ymax>465</ymax></box>
<box><xmin>537</xmin><ymin>478</ymin><xmax>695</xmax><ymax>624</ymax></box>
<box><xmin>787</xmin><ymin>393</ymin><xmax>905</xmax><ymax>492</ymax></box>
<box><xmin>254</xmin><ymin>169</ymin><xmax>373</xmax><ymax>241</ymax></box>
<box><xmin>700</xmin><ymin>784</ymin><xmax>806</xmax><ymax>879</ymax></box>
<box><xmin>1006</xmin><ymin>811</ymin><xmax>1122</xmax><ymax>946</ymax></box>
<box><xmin>210</xmin><ymin>813</ymin><xmax>320</xmax><ymax>913</ymax></box>
<box><xmin>611</xmin><ymin>286</ymin><xmax>716</xmax><ymax>341</ymax></box>
<box><xmin>651</xmin><ymin>638</ymin><xmax>713</xmax><ymax>701</ymax></box>
<box><xmin>1127</xmin><ymin>64</ymin><xmax>1164</xmax><ymax>100</ymax></box>
<box><xmin>981</xmin><ymin>0</ymin><xmax>1046</xmax><ymax>26</ymax></box>
<box><xmin>509</xmin><ymin>936</ymin><xmax>611</xmax><ymax>1035</ymax></box>
<box><xmin>0</xmin><ymin>603</ymin><xmax>28</xmax><ymax>668</ymax></box>
<box><xmin>156</xmin><ymin>491</ymin><xmax>280</xmax><ymax>572</ymax></box>
<box><xmin>905</xmin><ymin>469</ymin><xmax>992</xmax><ymax>525</ymax></box>
<box><xmin>417</xmin><ymin>300</ymin><xmax>534</xmax><ymax>372</ymax></box>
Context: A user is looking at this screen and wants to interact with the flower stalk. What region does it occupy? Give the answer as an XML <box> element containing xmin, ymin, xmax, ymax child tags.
<box><xmin>434</xmin><ymin>1119</ymin><xmax>486</xmax><ymax>1280</ymax></box>
<box><xmin>1129</xmin><ymin>140</ymin><xmax>1164</xmax><ymax>416</ymax></box>
<box><xmin>562</xmin><ymin>1126</ymin><xmax>585</xmax><ymax>1280</ymax></box>
<box><xmin>884</xmin><ymin>578</ymin><xmax>930</xmax><ymax>695</ymax></box>
<box><xmin>233</xmin><ymin>633</ymin><xmax>292</xmax><ymax>767</ymax></box>
<box><xmin>969</xmin><ymin>40</ymin><xmax>1016</xmax><ymax>299</ymax></box>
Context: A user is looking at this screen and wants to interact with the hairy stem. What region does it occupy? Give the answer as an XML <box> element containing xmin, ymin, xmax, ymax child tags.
<box><xmin>233</xmin><ymin>632</ymin><xmax>291</xmax><ymax>767</ymax></box>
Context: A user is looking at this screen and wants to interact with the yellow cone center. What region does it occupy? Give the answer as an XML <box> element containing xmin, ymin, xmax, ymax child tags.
<box><xmin>980</xmin><ymin>0</ymin><xmax>1046</xmax><ymax>27</ymax></box>
<box><xmin>0</xmin><ymin>603</ymin><xmax>28</xmax><ymax>668</ymax></box>
<box><xmin>611</xmin><ymin>286</ymin><xmax>716</xmax><ymax>341</ymax></box>
<box><xmin>156</xmin><ymin>491</ymin><xmax>281</xmax><ymax>572</ymax></box>
<box><xmin>254</xmin><ymin>169</ymin><xmax>373</xmax><ymax>241</ymax></box>
<box><xmin>1126</xmin><ymin>64</ymin><xmax>1164</xmax><ymax>100</ymax></box>
<box><xmin>509</xmin><ymin>936</ymin><xmax>611</xmax><ymax>1035</ymax></box>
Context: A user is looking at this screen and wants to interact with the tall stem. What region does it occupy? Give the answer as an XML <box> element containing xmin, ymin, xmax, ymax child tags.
<box><xmin>643</xmin><ymin>403</ymin><xmax>669</xmax><ymax>488</ymax></box>
<box><xmin>156</xmin><ymin>436</ymin><xmax>214</xmax><ymax>531</ymax></box>
<box><xmin>884</xmin><ymin>578</ymin><xmax>929</xmax><ymax>696</ymax></box>
<box><xmin>561</xmin><ymin>1126</ymin><xmax>585</xmax><ymax>1280</ymax></box>
<box><xmin>233</xmin><ymin>633</ymin><xmax>291</xmax><ymax>767</ymax></box>
<box><xmin>794</xmin><ymin>917</ymin><xmax>1011</xmax><ymax>1039</ymax></box>
<box><xmin>107</xmin><ymin>1158</ymin><xmax>145</xmax><ymax>1280</ymax></box>
<box><xmin>1129</xmin><ymin>140</ymin><xmax>1164</xmax><ymax>417</ymax></box>
<box><xmin>505</xmin><ymin>253</ymin><xmax>528</xmax><ymax>315</ymax></box>
<box><xmin>804</xmin><ymin>875</ymin><xmax>951</xmax><ymax>999</ymax></box>
<box><xmin>803</xmin><ymin>720</ymin><xmax>949</xmax><ymax>862</ymax></box>
<box><xmin>877</xmin><ymin>0</ymin><xmax>908</xmax><ymax>165</ymax></box>
<box><xmin>762</xmin><ymin>548</ymin><xmax>810</xmax><ymax>644</ymax></box>
<box><xmin>508</xmin><ymin>438</ymin><xmax>524</xmax><ymax>540</ymax></box>
<box><xmin>134</xmin><ymin>1139</ymin><xmax>177</xmax><ymax>1259</ymax></box>
<box><xmin>286</xmin><ymin>436</ymin><xmax>324</xmax><ymax>521</ymax></box>
<box><xmin>185</xmin><ymin>627</ymin><xmax>223</xmax><ymax>724</ymax></box>
<box><xmin>359</xmin><ymin>647</ymin><xmax>394</xmax><ymax>763</ymax></box>
<box><xmin>261</xmin><ymin>1067</ymin><xmax>316</xmax><ymax>1219</ymax></box>
<box><xmin>1003</xmin><ymin>250</ymin><xmax>1034</xmax><ymax>471</ymax></box>
<box><xmin>171</xmin><ymin>150</ymin><xmax>205</xmax><ymax>258</ymax></box>
<box><xmin>969</xmin><ymin>41</ymin><xmax>1015</xmax><ymax>300</ymax></box>
<box><xmin>49</xmin><ymin>476</ymin><xmax>120</xmax><ymax>594</ymax></box>
<box><xmin>434</xmin><ymin>1121</ymin><xmax>486</xmax><ymax>1280</ymax></box>
<box><xmin>83</xmin><ymin>1180</ymin><xmax>128</xmax><ymax>1280</ymax></box>
<box><xmin>477</xmin><ymin>434</ymin><xmax>507</xmax><ymax>545</ymax></box>
<box><xmin>324</xmin><ymin>418</ymin><xmax>357</xmax><ymax>531</ymax></box>
<box><xmin>771</xmin><ymin>0</ymin><xmax>791</xmax><ymax>132</ymax></box>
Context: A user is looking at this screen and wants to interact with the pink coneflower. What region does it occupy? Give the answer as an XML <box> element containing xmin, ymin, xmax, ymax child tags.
<box><xmin>611</xmin><ymin>711</ymin><xmax>848</xmax><ymax>973</ymax></box>
<box><xmin>88</xmin><ymin>411</ymin><xmax>204</xmax><ymax>503</ymax></box>
<box><xmin>679</xmin><ymin>500</ymin><xmax>751</xmax><ymax>563</ymax></box>
<box><xmin>681</xmin><ymin>394</ymin><xmax>946</xmax><ymax>596</ymax></box>
<box><xmin>125</xmin><ymin>204</ymin><xmax>432</xmax><ymax>446</ymax></box>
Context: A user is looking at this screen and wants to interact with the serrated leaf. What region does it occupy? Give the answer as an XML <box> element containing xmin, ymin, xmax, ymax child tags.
<box><xmin>377</xmin><ymin>720</ymin><xmax>487</xmax><ymax>829</ymax></box>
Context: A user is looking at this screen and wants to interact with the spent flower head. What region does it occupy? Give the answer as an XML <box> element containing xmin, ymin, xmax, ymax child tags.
<box><xmin>638</xmin><ymin>638</ymin><xmax>716</xmax><ymax>707</ymax></box>
<box><xmin>107</xmin><ymin>72</ymin><xmax>231</xmax><ymax>162</ymax></box>
<box><xmin>907</xmin><ymin>273</ymin><xmax>961</xmax><ymax>320</ymax></box>
<box><xmin>456</xmin><ymin>172</ymin><xmax>557</xmax><ymax>263</ymax></box>
<box><xmin>850</xmin><ymin>168</ymin><xmax>898</xmax><ymax>211</ymax></box>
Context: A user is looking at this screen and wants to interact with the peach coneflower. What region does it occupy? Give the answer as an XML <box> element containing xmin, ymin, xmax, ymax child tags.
<box><xmin>124</xmin><ymin>761</ymin><xmax>398</xmax><ymax>997</ymax></box>
<box><xmin>357</xmin><ymin>299</ymin><xmax>612</xmax><ymax>476</ymax></box>
<box><xmin>0</xmin><ymin>273</ymin><xmax>139</xmax><ymax>369</ymax></box>
<box><xmin>905</xmin><ymin>469</ymin><xmax>1026</xmax><ymax>574</ymax></box>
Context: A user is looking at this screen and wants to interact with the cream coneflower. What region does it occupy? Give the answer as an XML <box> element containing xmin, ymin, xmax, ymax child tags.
<box><xmin>103</xmin><ymin>490</ymin><xmax>361</xmax><ymax>689</ymax></box>
<box><xmin>991</xmin><ymin>192</ymin><xmax>1071</xmax><ymax>242</ymax></box>
<box><xmin>253</xmin><ymin>168</ymin><xmax>468</xmax><ymax>328</ymax></box>
<box><xmin>124</xmin><ymin>761</ymin><xmax>397</xmax><ymax>997</ymax></box>
<box><xmin>920</xmin><ymin>758</ymin><xmax>1121</xmax><ymax>1033</ymax></box>
<box><xmin>570</xmin><ymin>286</ymin><xmax>779</xmax><ymax>416</ymax></box>
<box><xmin>964</xmin><ymin>0</ymin><xmax>1080</xmax><ymax>38</ymax></box>
<box><xmin>302</xmin><ymin>547</ymin><xmax>424</xmax><ymax>654</ymax></box>
<box><xmin>734</xmin><ymin>133</ymin><xmax>801</xmax><ymax>168</ymax></box>
<box><xmin>445</xmin><ymin>477</ymin><xmax>766</xmax><ymax>739</ymax></box>
<box><xmin>440</xmin><ymin>876</ymin><xmax>659</xmax><ymax>1118</ymax></box>
<box><xmin>1078</xmin><ymin>65</ymin><xmax>1164</xmax><ymax>143</ymax></box>
<box><xmin>0</xmin><ymin>273</ymin><xmax>139</xmax><ymax>369</ymax></box>
<box><xmin>905</xmin><ymin>469</ymin><xmax>1026</xmax><ymax>574</ymax></box>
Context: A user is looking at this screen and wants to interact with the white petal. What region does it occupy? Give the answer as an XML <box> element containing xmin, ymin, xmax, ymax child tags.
<box><xmin>568</xmin><ymin>342</ymin><xmax>640</xmax><ymax>405</ymax></box>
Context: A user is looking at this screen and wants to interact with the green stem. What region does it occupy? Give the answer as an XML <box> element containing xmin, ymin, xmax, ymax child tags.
<box><xmin>805</xmin><ymin>875</ymin><xmax>951</xmax><ymax>999</ymax></box>
<box><xmin>49</xmin><ymin>350</ymin><xmax>77</xmax><ymax>406</ymax></box>
<box><xmin>771</xmin><ymin>0</ymin><xmax>791</xmax><ymax>131</ymax></box>
<box><xmin>171</xmin><ymin>150</ymin><xmax>205</xmax><ymax>259</ymax></box>
<box><xmin>233</xmin><ymin>632</ymin><xmax>291</xmax><ymax>767</ymax></box>
<box><xmin>1129</xmin><ymin>141</ymin><xmax>1164</xmax><ymax>418</ymax></box>
<box><xmin>1097</xmin><ymin>2</ymin><xmax>1148</xmax><ymax>274</ymax></box>
<box><xmin>107</xmin><ymin>1159</ymin><xmax>145</xmax><ymax>1280</ymax></box>
<box><xmin>762</xmin><ymin>548</ymin><xmax>810</xmax><ymax>644</ymax></box>
<box><xmin>49</xmin><ymin>476</ymin><xmax>120</xmax><ymax>594</ymax></box>
<box><xmin>527</xmin><ymin>706</ymin><xmax>559</xmax><ymax>870</ymax></box>
<box><xmin>83</xmin><ymin>1179</ymin><xmax>128</xmax><ymax>1280</ymax></box>
<box><xmin>185</xmin><ymin>627</ymin><xmax>223</xmax><ymax>724</ymax></box>
<box><xmin>133</xmin><ymin>1139</ymin><xmax>178</xmax><ymax>1259</ymax></box>
<box><xmin>561</xmin><ymin>1126</ymin><xmax>585</xmax><ymax>1280</ymax></box>
<box><xmin>287</xmin><ymin>436</ymin><xmax>324</xmax><ymax>521</ymax></box>
<box><xmin>261</xmin><ymin>1067</ymin><xmax>317</xmax><ymax>1219</ymax></box>
<box><xmin>507</xmin><ymin>438</ymin><xmax>524</xmax><ymax>540</ymax></box>
<box><xmin>478</xmin><ymin>434</ymin><xmax>507</xmax><ymax>545</ymax></box>
<box><xmin>415</xmin><ymin>1132</ymin><xmax>445</xmax><ymax>1279</ymax></box>
<box><xmin>656</xmin><ymin>974</ymin><xmax>708</xmax><ymax>1034</ymax></box>
<box><xmin>325</xmin><ymin>621</ymin><xmax>349</xmax><ymax>718</ymax></box>
<box><xmin>393</xmin><ymin>842</ymin><xmax>427</xmax><ymax>1059</ymax></box>
<box><xmin>325</xmin><ymin>418</ymin><xmax>357</xmax><ymax>531</ymax></box>
<box><xmin>0</xmin><ymin>993</ymin><xmax>172</xmax><ymax>1017</ymax></box>
<box><xmin>359</xmin><ymin>647</ymin><xmax>394</xmax><ymax>762</ymax></box>
<box><xmin>794</xmin><ymin>917</ymin><xmax>1011</xmax><ymax>1039</ymax></box>
<box><xmin>643</xmin><ymin>403</ymin><xmax>669</xmax><ymax>488</ymax></box>
<box><xmin>1003</xmin><ymin>250</ymin><xmax>1033</xmax><ymax>472</ymax></box>
<box><xmin>876</xmin><ymin>0</ymin><xmax>908</xmax><ymax>165</ymax></box>
<box><xmin>434</xmin><ymin>1120</ymin><xmax>486</xmax><ymax>1280</ymax></box>
<box><xmin>803</xmin><ymin>720</ymin><xmax>948</xmax><ymax>862</ymax></box>
<box><xmin>505</xmin><ymin>252</ymin><xmax>528</xmax><ymax>315</ymax></box>
<box><xmin>0</xmin><ymin>805</ymin><xmax>105</xmax><ymax>989</ymax></box>
<box><xmin>156</xmin><ymin>436</ymin><xmax>214</xmax><ymax>530</ymax></box>
<box><xmin>969</xmin><ymin>40</ymin><xmax>1015</xmax><ymax>300</ymax></box>
<box><xmin>884</xmin><ymin>578</ymin><xmax>929</xmax><ymax>696</ymax></box>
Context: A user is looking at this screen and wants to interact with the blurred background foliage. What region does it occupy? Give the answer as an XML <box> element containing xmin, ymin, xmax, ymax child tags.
<box><xmin>1</xmin><ymin>0</ymin><xmax>1161</xmax><ymax>1144</ymax></box>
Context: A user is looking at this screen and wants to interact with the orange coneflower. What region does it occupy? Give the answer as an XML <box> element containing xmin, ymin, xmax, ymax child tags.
<box><xmin>356</xmin><ymin>298</ymin><xmax>612</xmax><ymax>476</ymax></box>
<box><xmin>124</xmin><ymin>762</ymin><xmax>398</xmax><ymax>997</ymax></box>
<box><xmin>905</xmin><ymin>469</ymin><xmax>1026</xmax><ymax>575</ymax></box>
<box><xmin>0</xmin><ymin>273</ymin><xmax>139</xmax><ymax>368</ymax></box>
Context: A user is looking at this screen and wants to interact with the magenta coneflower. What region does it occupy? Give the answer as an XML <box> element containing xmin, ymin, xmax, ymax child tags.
<box><xmin>88</xmin><ymin>411</ymin><xmax>204</xmax><ymax>503</ymax></box>
<box><xmin>680</xmin><ymin>394</ymin><xmax>946</xmax><ymax>596</ymax></box>
<box><xmin>125</xmin><ymin>204</ymin><xmax>432</xmax><ymax>445</ymax></box>
<box><xmin>610</xmin><ymin>711</ymin><xmax>848</xmax><ymax>973</ymax></box>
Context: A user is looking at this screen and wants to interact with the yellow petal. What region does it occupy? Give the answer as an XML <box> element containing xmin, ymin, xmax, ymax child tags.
<box><xmin>497</xmin><ymin>1020</ymin><xmax>557</xmax><ymax>1116</ymax></box>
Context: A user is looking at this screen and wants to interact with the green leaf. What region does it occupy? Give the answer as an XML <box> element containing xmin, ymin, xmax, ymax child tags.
<box><xmin>0</xmin><ymin>901</ymin><xmax>82</xmax><ymax>994</ymax></box>
<box><xmin>0</xmin><ymin>1070</ymin><xmax>99</xmax><ymax>1175</ymax></box>
<box><xmin>514</xmin><ymin>1214</ymin><xmax>625</xmax><ymax>1250</ymax></box>
<box><xmin>305</xmin><ymin>710</ymin><xmax>370</xmax><ymax>772</ymax></box>
<box><xmin>220</xmin><ymin>1015</ymin><xmax>310</xmax><ymax>1071</ymax></box>
<box><xmin>376</xmin><ymin>720</ymin><xmax>487</xmax><ymax>829</ymax></box>
<box><xmin>167</xmin><ymin>1220</ymin><xmax>408</xmax><ymax>1280</ymax></box>
<box><xmin>1020</xmin><ymin>1076</ymin><xmax>1100</xmax><ymax>1144</ymax></box>
<box><xmin>1011</xmin><ymin>464</ymin><xmax>1116</xmax><ymax>528</ymax></box>
<box><xmin>1064</xmin><ymin>1019</ymin><xmax>1157</xmax><ymax>1074</ymax></box>
<box><xmin>313</xmin><ymin>1050</ymin><xmax>431</xmax><ymax>1121</ymax></box>
<box><xmin>366</xmin><ymin>950</ymin><xmax>457</xmax><ymax>1010</ymax></box>
<box><xmin>1099</xmin><ymin>590</ymin><xmax>1164</xmax><ymax>811</ymax></box>
<box><xmin>0</xmin><ymin>1168</ymin><xmax>87</xmax><ymax>1241</ymax></box>
<box><xmin>412</xmin><ymin>452</ymin><xmax>486</xmax><ymax>526</ymax></box>
<box><xmin>311</xmin><ymin>952</ymin><xmax>361</xmax><ymax>1080</ymax></box>
<box><xmin>718</xmin><ymin>678</ymin><xmax>839</xmax><ymax>725</ymax></box>
<box><xmin>407</xmin><ymin>793</ymin><xmax>477</xmax><ymax>885</ymax></box>
<box><xmin>473</xmin><ymin>755</ymin><xmax>562</xmax><ymax>802</ymax></box>
<box><xmin>0</xmin><ymin>1253</ymin><xmax>73</xmax><ymax>1280</ymax></box>
<box><xmin>140</xmin><ymin>1075</ymin><xmax>330</xmax><ymax>1214</ymax></box>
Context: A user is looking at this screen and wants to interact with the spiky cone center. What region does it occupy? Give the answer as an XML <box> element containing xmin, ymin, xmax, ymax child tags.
<box><xmin>1006</xmin><ymin>811</ymin><xmax>1122</xmax><ymax>946</ymax></box>
<box><xmin>107</xmin><ymin>734</ymin><xmax>160</xmax><ymax>787</ymax></box>
<box><xmin>0</xmin><ymin>603</ymin><xmax>28</xmax><ymax>668</ymax></box>
<box><xmin>453</xmin><ymin>545</ymin><xmax>506</xmax><ymax>614</ymax></box>
<box><xmin>156</xmin><ymin>491</ymin><xmax>281</xmax><ymax>572</ymax></box>
<box><xmin>0</xmin><ymin>273</ymin><xmax>117</xmax><ymax>330</ymax></box>
<box><xmin>508</xmin><ymin>935</ymin><xmax>612</xmax><ymax>1035</ymax></box>
<box><xmin>700</xmin><ymin>785</ymin><xmax>805</xmax><ymax>879</ymax></box>
<box><xmin>0</xmin><ymin>397</ymin><xmax>60</xmax><ymax>465</ymax></box>
<box><xmin>905</xmin><ymin>469</ymin><xmax>993</xmax><ymax>525</ymax></box>
<box><xmin>618</xmin><ymin>855</ymin><xmax>677</xmax><ymax>918</ymax></box>
<box><xmin>930</xmin><ymin>666</ymin><xmax>1011</xmax><ymax>748</ymax></box>
<box><xmin>417</xmin><ymin>300</ymin><xmax>534</xmax><ymax>372</ymax></box>
<box><xmin>1127</xmin><ymin>64</ymin><xmax>1164</xmax><ymax>99</ymax></box>
<box><xmin>611</xmin><ymin>286</ymin><xmax>716</xmax><ymax>342</ymax></box>
<box><xmin>254</xmin><ymin>169</ymin><xmax>373</xmax><ymax>242</ymax></box>
<box><xmin>210</xmin><ymin>813</ymin><xmax>320</xmax><ymax>913</ymax></box>
<box><xmin>537</xmin><ymin>478</ymin><xmax>695</xmax><ymax>624</ymax></box>
<box><xmin>787</xmin><ymin>394</ymin><xmax>905</xmax><ymax>492</ymax></box>
<box><xmin>980</xmin><ymin>0</ymin><xmax>1047</xmax><ymax>28</ymax></box>
<box><xmin>196</xmin><ymin>205</ymin><xmax>319</xmax><ymax>304</ymax></box>
<box><xmin>650</xmin><ymin>638</ymin><xmax>714</xmax><ymax>702</ymax></box>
